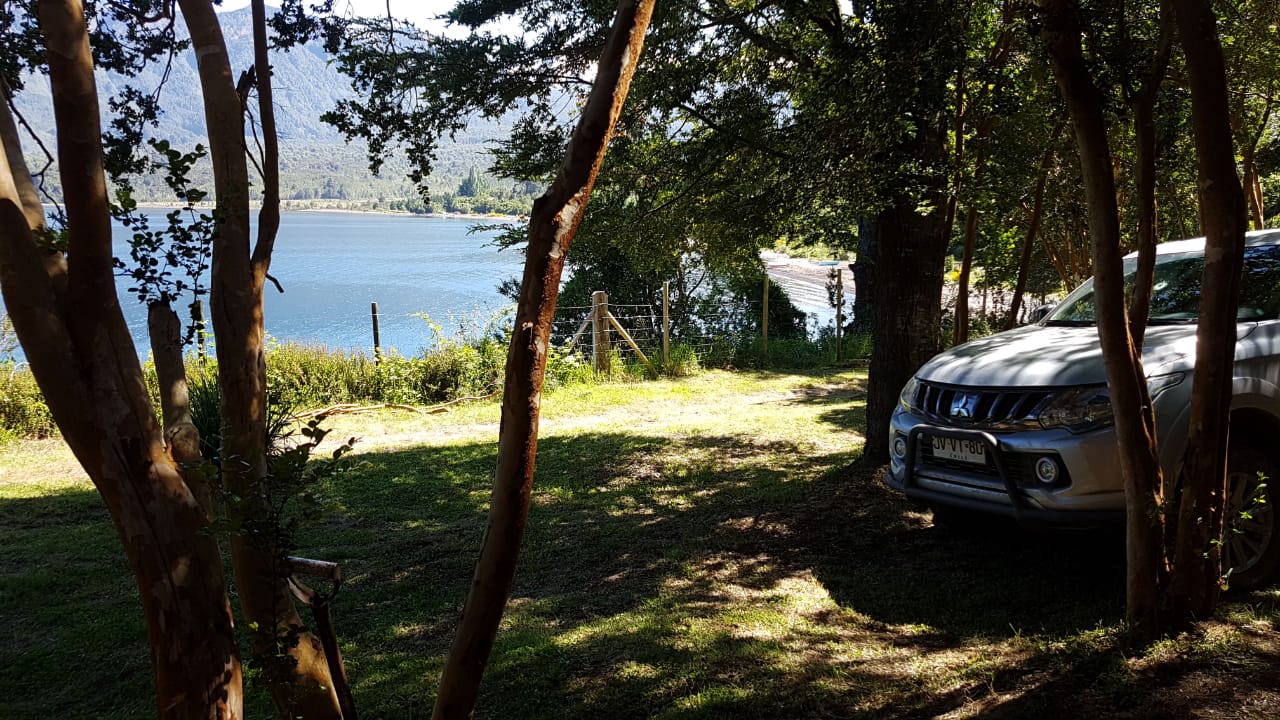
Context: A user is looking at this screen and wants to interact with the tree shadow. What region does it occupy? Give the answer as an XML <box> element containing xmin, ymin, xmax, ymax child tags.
<box><xmin>6</xmin><ymin>423</ymin><xmax>1280</xmax><ymax>719</ymax></box>
<box><xmin>303</xmin><ymin>428</ymin><xmax>1137</xmax><ymax>717</ymax></box>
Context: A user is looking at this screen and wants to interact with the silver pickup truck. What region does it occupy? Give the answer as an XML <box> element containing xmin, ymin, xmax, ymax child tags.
<box><xmin>887</xmin><ymin>230</ymin><xmax>1280</xmax><ymax>589</ymax></box>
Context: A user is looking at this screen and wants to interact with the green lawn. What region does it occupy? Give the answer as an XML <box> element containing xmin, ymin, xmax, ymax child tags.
<box><xmin>2</xmin><ymin>368</ymin><xmax>1279</xmax><ymax>718</ymax></box>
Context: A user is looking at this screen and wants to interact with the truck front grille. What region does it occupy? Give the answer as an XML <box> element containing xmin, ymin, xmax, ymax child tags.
<box><xmin>913</xmin><ymin>381</ymin><xmax>1052</xmax><ymax>430</ymax></box>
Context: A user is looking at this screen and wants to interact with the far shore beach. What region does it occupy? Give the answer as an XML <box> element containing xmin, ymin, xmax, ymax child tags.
<box><xmin>130</xmin><ymin>200</ymin><xmax>522</xmax><ymax>222</ymax></box>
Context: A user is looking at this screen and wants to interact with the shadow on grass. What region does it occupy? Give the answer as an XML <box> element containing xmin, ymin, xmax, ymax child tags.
<box><xmin>5</xmin><ymin>424</ymin><xmax>1280</xmax><ymax>719</ymax></box>
<box><xmin>0</xmin><ymin>488</ymin><xmax>154</xmax><ymax>719</ymax></box>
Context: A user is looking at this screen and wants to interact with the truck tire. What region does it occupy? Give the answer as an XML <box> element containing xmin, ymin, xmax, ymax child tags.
<box><xmin>1224</xmin><ymin>445</ymin><xmax>1280</xmax><ymax>591</ymax></box>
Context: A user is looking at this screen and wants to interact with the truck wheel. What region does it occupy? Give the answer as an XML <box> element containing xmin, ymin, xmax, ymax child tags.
<box><xmin>1224</xmin><ymin>446</ymin><xmax>1280</xmax><ymax>590</ymax></box>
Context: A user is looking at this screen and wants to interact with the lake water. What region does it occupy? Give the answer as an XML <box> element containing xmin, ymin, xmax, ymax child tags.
<box><xmin>4</xmin><ymin>211</ymin><xmax>524</xmax><ymax>360</ymax></box>
<box><xmin>243</xmin><ymin>212</ymin><xmax>522</xmax><ymax>354</ymax></box>
<box><xmin>3</xmin><ymin>210</ymin><xmax>838</xmax><ymax>361</ymax></box>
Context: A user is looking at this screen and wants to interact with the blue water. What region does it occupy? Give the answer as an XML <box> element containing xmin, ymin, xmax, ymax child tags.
<box><xmin>247</xmin><ymin>213</ymin><xmax>522</xmax><ymax>354</ymax></box>
<box><xmin>4</xmin><ymin>211</ymin><xmax>525</xmax><ymax>360</ymax></box>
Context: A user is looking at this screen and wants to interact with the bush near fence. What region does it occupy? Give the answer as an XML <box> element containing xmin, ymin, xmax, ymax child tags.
<box><xmin>0</xmin><ymin>364</ymin><xmax>57</xmax><ymax>443</ymax></box>
<box><xmin>0</xmin><ymin>288</ymin><xmax>866</xmax><ymax>439</ymax></box>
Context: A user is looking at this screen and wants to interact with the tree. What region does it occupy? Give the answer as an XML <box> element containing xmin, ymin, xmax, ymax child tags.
<box><xmin>321</xmin><ymin>1</ymin><xmax>973</xmax><ymax>467</ymax></box>
<box><xmin>0</xmin><ymin>2</ymin><xmax>241</xmax><ymax>716</ymax></box>
<box><xmin>457</xmin><ymin>165</ymin><xmax>487</xmax><ymax>197</ymax></box>
<box><xmin>1039</xmin><ymin>0</ymin><xmax>1169</xmax><ymax>636</ymax></box>
<box><xmin>431</xmin><ymin>1</ymin><xmax>656</xmax><ymax>716</ymax></box>
<box><xmin>3</xmin><ymin>1</ymin><xmax>347</xmax><ymax>716</ymax></box>
<box><xmin>1041</xmin><ymin>0</ymin><xmax>1250</xmax><ymax>634</ymax></box>
<box><xmin>177</xmin><ymin>0</ymin><xmax>343</xmax><ymax>715</ymax></box>
<box><xmin>1165</xmin><ymin>0</ymin><xmax>1249</xmax><ymax>623</ymax></box>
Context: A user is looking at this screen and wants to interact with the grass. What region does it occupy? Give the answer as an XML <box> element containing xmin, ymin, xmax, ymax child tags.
<box><xmin>3</xmin><ymin>368</ymin><xmax>1280</xmax><ymax>718</ymax></box>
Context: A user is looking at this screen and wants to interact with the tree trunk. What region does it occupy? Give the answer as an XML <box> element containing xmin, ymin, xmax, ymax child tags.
<box><xmin>1166</xmin><ymin>0</ymin><xmax>1248</xmax><ymax>624</ymax></box>
<box><xmin>862</xmin><ymin>192</ymin><xmax>949</xmax><ymax>466</ymax></box>
<box><xmin>1129</xmin><ymin>4</ymin><xmax>1175</xmax><ymax>351</ymax></box>
<box><xmin>954</xmin><ymin>205</ymin><xmax>978</xmax><ymax>343</ymax></box>
<box><xmin>1</xmin><ymin>3</ymin><xmax>241</xmax><ymax>716</ymax></box>
<box><xmin>851</xmin><ymin>218</ymin><xmax>876</xmax><ymax>336</ymax></box>
<box><xmin>1006</xmin><ymin>125</ymin><xmax>1062</xmax><ymax>330</ymax></box>
<box><xmin>1040</xmin><ymin>0</ymin><xmax>1166</xmax><ymax>638</ymax></box>
<box><xmin>431</xmin><ymin>1</ymin><xmax>656</xmax><ymax>717</ymax></box>
<box><xmin>1242</xmin><ymin>147</ymin><xmax>1265</xmax><ymax>230</ymax></box>
<box><xmin>149</xmin><ymin>300</ymin><xmax>212</xmax><ymax>513</ymax></box>
<box><xmin>177</xmin><ymin>1</ymin><xmax>340</xmax><ymax>716</ymax></box>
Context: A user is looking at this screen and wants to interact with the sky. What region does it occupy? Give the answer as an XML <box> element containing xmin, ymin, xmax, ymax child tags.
<box><xmin>217</xmin><ymin>1</ymin><xmax>464</xmax><ymax>33</ymax></box>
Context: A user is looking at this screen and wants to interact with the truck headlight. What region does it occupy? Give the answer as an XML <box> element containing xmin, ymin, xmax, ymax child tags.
<box><xmin>1147</xmin><ymin>372</ymin><xmax>1185</xmax><ymax>399</ymax></box>
<box><xmin>898</xmin><ymin>376</ymin><xmax>920</xmax><ymax>412</ymax></box>
<box><xmin>1036</xmin><ymin>374</ymin><xmax>1182</xmax><ymax>433</ymax></box>
<box><xmin>1038</xmin><ymin>385</ymin><xmax>1113</xmax><ymax>433</ymax></box>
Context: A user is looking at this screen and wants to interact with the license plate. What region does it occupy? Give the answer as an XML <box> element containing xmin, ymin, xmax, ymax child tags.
<box><xmin>928</xmin><ymin>435</ymin><xmax>987</xmax><ymax>464</ymax></box>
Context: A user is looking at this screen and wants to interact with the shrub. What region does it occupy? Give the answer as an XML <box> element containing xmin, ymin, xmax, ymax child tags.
<box><xmin>265</xmin><ymin>341</ymin><xmax>378</xmax><ymax>408</ymax></box>
<box><xmin>663</xmin><ymin>344</ymin><xmax>701</xmax><ymax>377</ymax></box>
<box><xmin>0</xmin><ymin>363</ymin><xmax>56</xmax><ymax>439</ymax></box>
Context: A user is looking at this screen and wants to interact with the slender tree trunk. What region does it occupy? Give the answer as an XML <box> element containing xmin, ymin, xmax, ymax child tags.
<box><xmin>1242</xmin><ymin>148</ymin><xmax>1265</xmax><ymax>230</ymax></box>
<box><xmin>1128</xmin><ymin>3</ymin><xmax>1175</xmax><ymax>351</ymax></box>
<box><xmin>951</xmin><ymin>21</ymin><xmax>1015</xmax><ymax>345</ymax></box>
<box><xmin>1040</xmin><ymin>0</ymin><xmax>1166</xmax><ymax>638</ymax></box>
<box><xmin>1</xmin><ymin>3</ymin><xmax>241</xmax><ymax>716</ymax></box>
<box><xmin>177</xmin><ymin>1</ymin><xmax>340</xmax><ymax>716</ymax></box>
<box><xmin>954</xmin><ymin>205</ymin><xmax>978</xmax><ymax>343</ymax></box>
<box><xmin>1039</xmin><ymin>228</ymin><xmax>1073</xmax><ymax>287</ymax></box>
<box><xmin>1006</xmin><ymin>129</ymin><xmax>1060</xmax><ymax>331</ymax></box>
<box><xmin>149</xmin><ymin>300</ymin><xmax>212</xmax><ymax>513</ymax></box>
<box><xmin>431</xmin><ymin>1</ymin><xmax>656</xmax><ymax>717</ymax></box>
<box><xmin>1166</xmin><ymin>0</ymin><xmax>1248</xmax><ymax>624</ymax></box>
<box><xmin>943</xmin><ymin>63</ymin><xmax>966</xmax><ymax>244</ymax></box>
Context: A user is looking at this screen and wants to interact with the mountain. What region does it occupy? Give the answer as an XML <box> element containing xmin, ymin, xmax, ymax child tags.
<box><xmin>12</xmin><ymin>7</ymin><xmax>514</xmax><ymax>205</ymax></box>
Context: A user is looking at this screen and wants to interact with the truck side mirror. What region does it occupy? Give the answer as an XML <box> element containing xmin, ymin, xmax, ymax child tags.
<box><xmin>1029</xmin><ymin>305</ymin><xmax>1053</xmax><ymax>323</ymax></box>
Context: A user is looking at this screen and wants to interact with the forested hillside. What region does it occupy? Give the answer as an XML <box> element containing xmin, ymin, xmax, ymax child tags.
<box><xmin>12</xmin><ymin>6</ymin><xmax>529</xmax><ymax>211</ymax></box>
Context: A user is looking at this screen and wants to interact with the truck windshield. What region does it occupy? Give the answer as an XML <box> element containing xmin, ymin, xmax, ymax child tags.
<box><xmin>1044</xmin><ymin>244</ymin><xmax>1280</xmax><ymax>326</ymax></box>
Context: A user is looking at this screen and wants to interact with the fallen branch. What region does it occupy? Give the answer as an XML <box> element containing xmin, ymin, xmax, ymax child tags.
<box><xmin>292</xmin><ymin>402</ymin><xmax>422</xmax><ymax>421</ymax></box>
<box><xmin>426</xmin><ymin>389</ymin><xmax>501</xmax><ymax>414</ymax></box>
<box><xmin>290</xmin><ymin>391</ymin><xmax>501</xmax><ymax>421</ymax></box>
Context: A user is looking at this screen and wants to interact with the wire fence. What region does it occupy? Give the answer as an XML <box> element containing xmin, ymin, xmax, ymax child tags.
<box><xmin>550</xmin><ymin>296</ymin><xmax>766</xmax><ymax>368</ymax></box>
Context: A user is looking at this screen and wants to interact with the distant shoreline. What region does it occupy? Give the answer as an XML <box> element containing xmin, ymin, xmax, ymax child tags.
<box><xmin>130</xmin><ymin>201</ymin><xmax>524</xmax><ymax>222</ymax></box>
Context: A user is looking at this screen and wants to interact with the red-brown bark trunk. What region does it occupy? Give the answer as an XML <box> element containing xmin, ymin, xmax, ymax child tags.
<box><xmin>177</xmin><ymin>1</ymin><xmax>340</xmax><ymax>716</ymax></box>
<box><xmin>1167</xmin><ymin>0</ymin><xmax>1248</xmax><ymax>624</ymax></box>
<box><xmin>0</xmin><ymin>2</ymin><xmax>242</xmax><ymax>716</ymax></box>
<box><xmin>1041</xmin><ymin>0</ymin><xmax>1166</xmax><ymax>637</ymax></box>
<box><xmin>431</xmin><ymin>1</ymin><xmax>656</xmax><ymax>717</ymax></box>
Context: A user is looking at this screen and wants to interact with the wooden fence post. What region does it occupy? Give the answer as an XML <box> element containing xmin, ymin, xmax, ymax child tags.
<box><xmin>662</xmin><ymin>280</ymin><xmax>670</xmax><ymax>368</ymax></box>
<box><xmin>192</xmin><ymin>298</ymin><xmax>207</xmax><ymax>357</ymax></box>
<box><xmin>835</xmin><ymin>270</ymin><xmax>843</xmax><ymax>361</ymax></box>
<box><xmin>371</xmin><ymin>302</ymin><xmax>382</xmax><ymax>366</ymax></box>
<box><xmin>592</xmin><ymin>290</ymin><xmax>611</xmax><ymax>374</ymax></box>
<box><xmin>762</xmin><ymin>275</ymin><xmax>770</xmax><ymax>354</ymax></box>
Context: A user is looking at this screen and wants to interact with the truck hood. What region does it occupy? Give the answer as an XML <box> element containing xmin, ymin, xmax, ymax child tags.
<box><xmin>916</xmin><ymin>323</ymin><xmax>1255</xmax><ymax>388</ymax></box>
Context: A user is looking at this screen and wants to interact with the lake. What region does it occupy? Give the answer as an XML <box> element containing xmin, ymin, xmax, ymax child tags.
<box><xmin>4</xmin><ymin>211</ymin><xmax>524</xmax><ymax>360</ymax></box>
<box><xmin>3</xmin><ymin>210</ymin><xmax>838</xmax><ymax>361</ymax></box>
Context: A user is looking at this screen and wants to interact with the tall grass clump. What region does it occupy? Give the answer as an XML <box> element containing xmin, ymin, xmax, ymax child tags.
<box><xmin>0</xmin><ymin>314</ymin><xmax>55</xmax><ymax>442</ymax></box>
<box><xmin>0</xmin><ymin>363</ymin><xmax>55</xmax><ymax>442</ymax></box>
<box><xmin>266</xmin><ymin>342</ymin><xmax>379</xmax><ymax>407</ymax></box>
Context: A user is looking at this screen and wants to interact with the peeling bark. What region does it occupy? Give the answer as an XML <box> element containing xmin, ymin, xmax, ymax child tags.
<box><xmin>177</xmin><ymin>1</ymin><xmax>339</xmax><ymax>716</ymax></box>
<box><xmin>0</xmin><ymin>2</ymin><xmax>241</xmax><ymax>716</ymax></box>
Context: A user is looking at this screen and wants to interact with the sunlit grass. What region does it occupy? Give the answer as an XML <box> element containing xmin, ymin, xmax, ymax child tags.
<box><xmin>4</xmin><ymin>367</ymin><xmax>1280</xmax><ymax>718</ymax></box>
